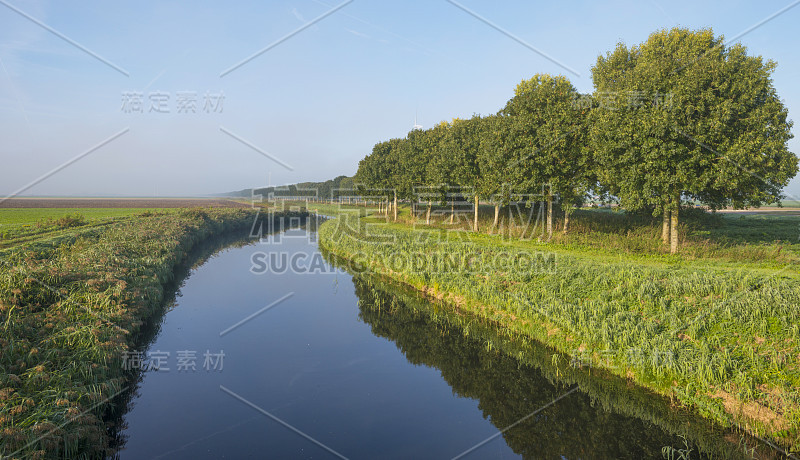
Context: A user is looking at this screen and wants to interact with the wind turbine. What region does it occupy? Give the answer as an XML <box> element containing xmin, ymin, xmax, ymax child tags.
<box><xmin>412</xmin><ymin>111</ymin><xmax>422</xmax><ymax>131</ymax></box>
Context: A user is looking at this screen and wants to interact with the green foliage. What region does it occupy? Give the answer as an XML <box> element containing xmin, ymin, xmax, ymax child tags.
<box><xmin>345</xmin><ymin>274</ymin><xmax>763</xmax><ymax>459</ymax></box>
<box><xmin>501</xmin><ymin>74</ymin><xmax>592</xmax><ymax>206</ymax></box>
<box><xmin>0</xmin><ymin>208</ymin><xmax>269</xmax><ymax>458</ymax></box>
<box><xmin>355</xmin><ymin>138</ymin><xmax>403</xmax><ymax>199</ymax></box>
<box><xmin>348</xmin><ymin>26</ymin><xmax>797</xmax><ymax>253</ymax></box>
<box><xmin>590</xmin><ymin>27</ymin><xmax>797</xmax><ymax>214</ymax></box>
<box><xmin>48</xmin><ymin>213</ymin><xmax>87</xmax><ymax>229</ymax></box>
<box><xmin>429</xmin><ymin>116</ymin><xmax>484</xmax><ymax>202</ymax></box>
<box><xmin>319</xmin><ymin>217</ymin><xmax>800</xmax><ymax>450</ymax></box>
<box><xmin>253</xmin><ymin>175</ymin><xmax>355</xmax><ymax>201</ymax></box>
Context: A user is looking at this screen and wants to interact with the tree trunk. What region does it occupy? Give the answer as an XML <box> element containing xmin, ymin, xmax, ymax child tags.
<box><xmin>450</xmin><ymin>203</ymin><xmax>454</xmax><ymax>224</ymax></box>
<box><xmin>563</xmin><ymin>210</ymin><xmax>570</xmax><ymax>234</ymax></box>
<box><xmin>393</xmin><ymin>193</ymin><xmax>398</xmax><ymax>221</ymax></box>
<box><xmin>493</xmin><ymin>204</ymin><xmax>500</xmax><ymax>230</ymax></box>
<box><xmin>670</xmin><ymin>200</ymin><xmax>679</xmax><ymax>254</ymax></box>
<box><xmin>546</xmin><ymin>195</ymin><xmax>553</xmax><ymax>239</ymax></box>
<box><xmin>473</xmin><ymin>195</ymin><xmax>479</xmax><ymax>232</ymax></box>
<box><xmin>661</xmin><ymin>208</ymin><xmax>670</xmax><ymax>245</ymax></box>
<box><xmin>426</xmin><ymin>201</ymin><xmax>432</xmax><ymax>225</ymax></box>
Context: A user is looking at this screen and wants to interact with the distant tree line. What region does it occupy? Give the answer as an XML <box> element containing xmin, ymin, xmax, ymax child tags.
<box><xmin>237</xmin><ymin>175</ymin><xmax>356</xmax><ymax>201</ymax></box>
<box><xmin>353</xmin><ymin>28</ymin><xmax>797</xmax><ymax>253</ymax></box>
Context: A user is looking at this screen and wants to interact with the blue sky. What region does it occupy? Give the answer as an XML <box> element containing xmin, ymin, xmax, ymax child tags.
<box><xmin>1</xmin><ymin>0</ymin><xmax>799</xmax><ymax>198</ymax></box>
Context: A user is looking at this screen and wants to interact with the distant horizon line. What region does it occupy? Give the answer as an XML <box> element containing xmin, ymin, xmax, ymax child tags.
<box><xmin>3</xmin><ymin>195</ymin><xmax>235</xmax><ymax>199</ymax></box>
<box><xmin>5</xmin><ymin>195</ymin><xmax>800</xmax><ymax>205</ymax></box>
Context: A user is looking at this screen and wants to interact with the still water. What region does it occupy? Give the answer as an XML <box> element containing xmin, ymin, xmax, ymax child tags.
<box><xmin>113</xmin><ymin>225</ymin><xmax>744</xmax><ymax>459</ymax></box>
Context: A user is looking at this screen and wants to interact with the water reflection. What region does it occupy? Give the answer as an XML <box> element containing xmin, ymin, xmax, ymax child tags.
<box><xmin>347</xmin><ymin>272</ymin><xmax>766</xmax><ymax>459</ymax></box>
<box><xmin>106</xmin><ymin>232</ymin><xmax>259</xmax><ymax>454</ymax></box>
<box><xmin>109</xmin><ymin>220</ymin><xmax>770</xmax><ymax>459</ymax></box>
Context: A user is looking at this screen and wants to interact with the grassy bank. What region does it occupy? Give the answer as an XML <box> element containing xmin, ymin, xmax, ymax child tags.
<box><xmin>0</xmin><ymin>208</ymin><xmax>298</xmax><ymax>459</ymax></box>
<box><xmin>318</xmin><ymin>210</ymin><xmax>800</xmax><ymax>453</ymax></box>
<box><xmin>341</xmin><ymin>271</ymin><xmax>772</xmax><ymax>458</ymax></box>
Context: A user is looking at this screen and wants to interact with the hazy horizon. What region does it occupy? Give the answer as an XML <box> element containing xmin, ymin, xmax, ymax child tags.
<box><xmin>2</xmin><ymin>0</ymin><xmax>800</xmax><ymax>201</ymax></box>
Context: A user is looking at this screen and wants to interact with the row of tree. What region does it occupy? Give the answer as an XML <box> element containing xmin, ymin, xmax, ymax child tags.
<box><xmin>252</xmin><ymin>175</ymin><xmax>355</xmax><ymax>202</ymax></box>
<box><xmin>354</xmin><ymin>28</ymin><xmax>797</xmax><ymax>253</ymax></box>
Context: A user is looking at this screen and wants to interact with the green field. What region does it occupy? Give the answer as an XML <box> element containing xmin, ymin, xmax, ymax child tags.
<box><xmin>318</xmin><ymin>205</ymin><xmax>800</xmax><ymax>451</ymax></box>
<box><xmin>0</xmin><ymin>208</ymin><xmax>176</xmax><ymax>226</ymax></box>
<box><xmin>0</xmin><ymin>209</ymin><xmax>181</xmax><ymax>250</ymax></box>
<box><xmin>773</xmin><ymin>201</ymin><xmax>800</xmax><ymax>208</ymax></box>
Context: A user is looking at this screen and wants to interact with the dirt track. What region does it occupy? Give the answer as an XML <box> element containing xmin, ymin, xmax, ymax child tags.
<box><xmin>0</xmin><ymin>198</ymin><xmax>249</xmax><ymax>208</ymax></box>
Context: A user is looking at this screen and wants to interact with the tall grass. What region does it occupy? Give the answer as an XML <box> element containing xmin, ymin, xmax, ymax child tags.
<box><xmin>0</xmin><ymin>208</ymin><xmax>285</xmax><ymax>458</ymax></box>
<box><xmin>0</xmin><ymin>209</ymin><xmax>182</xmax><ymax>250</ymax></box>
<box><xmin>337</xmin><ymin>202</ymin><xmax>800</xmax><ymax>265</ymax></box>
<box><xmin>318</xmin><ymin>214</ymin><xmax>800</xmax><ymax>451</ymax></box>
<box><xmin>344</xmin><ymin>272</ymin><xmax>773</xmax><ymax>459</ymax></box>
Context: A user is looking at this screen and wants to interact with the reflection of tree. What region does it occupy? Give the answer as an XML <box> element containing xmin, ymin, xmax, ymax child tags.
<box><xmin>351</xmin><ymin>275</ymin><xmax>756</xmax><ymax>459</ymax></box>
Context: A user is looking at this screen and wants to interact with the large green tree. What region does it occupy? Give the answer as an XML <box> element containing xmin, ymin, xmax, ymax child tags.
<box><xmin>478</xmin><ymin>113</ymin><xmax>518</xmax><ymax>232</ymax></box>
<box><xmin>501</xmin><ymin>74</ymin><xmax>590</xmax><ymax>237</ymax></box>
<box><xmin>428</xmin><ymin>116</ymin><xmax>485</xmax><ymax>228</ymax></box>
<box><xmin>414</xmin><ymin>122</ymin><xmax>450</xmax><ymax>224</ymax></box>
<box><xmin>355</xmin><ymin>138</ymin><xmax>403</xmax><ymax>215</ymax></box>
<box><xmin>591</xmin><ymin>27</ymin><xmax>797</xmax><ymax>253</ymax></box>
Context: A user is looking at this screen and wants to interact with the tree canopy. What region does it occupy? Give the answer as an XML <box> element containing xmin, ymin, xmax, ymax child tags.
<box><xmin>347</xmin><ymin>27</ymin><xmax>796</xmax><ymax>252</ymax></box>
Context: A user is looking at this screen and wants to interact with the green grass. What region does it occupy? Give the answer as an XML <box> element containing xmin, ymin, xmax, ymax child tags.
<box><xmin>0</xmin><ymin>208</ymin><xmax>268</xmax><ymax>458</ymax></box>
<box><xmin>772</xmin><ymin>200</ymin><xmax>800</xmax><ymax>208</ymax></box>
<box><xmin>0</xmin><ymin>209</ymin><xmax>183</xmax><ymax>251</ymax></box>
<box><xmin>0</xmin><ymin>208</ymin><xmax>176</xmax><ymax>226</ymax></box>
<box><xmin>344</xmin><ymin>272</ymin><xmax>771</xmax><ymax>459</ymax></box>
<box><xmin>5</xmin><ymin>199</ymin><xmax>793</xmax><ymax>455</ymax></box>
<box><xmin>335</xmin><ymin>201</ymin><xmax>800</xmax><ymax>265</ymax></box>
<box><xmin>318</xmin><ymin>208</ymin><xmax>800</xmax><ymax>452</ymax></box>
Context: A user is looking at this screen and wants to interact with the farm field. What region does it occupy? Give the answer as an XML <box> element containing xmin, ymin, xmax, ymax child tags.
<box><xmin>0</xmin><ymin>208</ymin><xmax>175</xmax><ymax>226</ymax></box>
<box><xmin>0</xmin><ymin>198</ymin><xmax>248</xmax><ymax>209</ymax></box>
<box><xmin>0</xmin><ymin>199</ymin><xmax>250</xmax><ymax>250</ymax></box>
<box><xmin>317</xmin><ymin>204</ymin><xmax>800</xmax><ymax>452</ymax></box>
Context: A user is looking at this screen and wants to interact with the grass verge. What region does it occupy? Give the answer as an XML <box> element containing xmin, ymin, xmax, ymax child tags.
<box><xmin>318</xmin><ymin>211</ymin><xmax>800</xmax><ymax>453</ymax></box>
<box><xmin>341</xmin><ymin>271</ymin><xmax>776</xmax><ymax>458</ymax></box>
<box><xmin>0</xmin><ymin>208</ymin><xmax>303</xmax><ymax>459</ymax></box>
